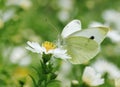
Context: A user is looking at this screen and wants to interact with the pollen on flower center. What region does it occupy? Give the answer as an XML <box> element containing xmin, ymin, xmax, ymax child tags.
<box><xmin>42</xmin><ymin>41</ymin><xmax>56</xmax><ymax>52</ymax></box>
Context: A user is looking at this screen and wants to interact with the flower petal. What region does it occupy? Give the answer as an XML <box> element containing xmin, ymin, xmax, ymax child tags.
<box><xmin>52</xmin><ymin>48</ymin><xmax>71</xmax><ymax>60</ymax></box>
<box><xmin>82</xmin><ymin>66</ymin><xmax>104</xmax><ymax>86</ymax></box>
<box><xmin>26</xmin><ymin>41</ymin><xmax>43</xmax><ymax>53</ymax></box>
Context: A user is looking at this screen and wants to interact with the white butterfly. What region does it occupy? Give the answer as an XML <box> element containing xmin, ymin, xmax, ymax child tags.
<box><xmin>60</xmin><ymin>20</ymin><xmax>109</xmax><ymax>64</ymax></box>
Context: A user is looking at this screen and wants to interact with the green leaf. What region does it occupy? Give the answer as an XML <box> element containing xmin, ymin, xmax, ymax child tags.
<box><xmin>47</xmin><ymin>80</ymin><xmax>61</xmax><ymax>87</ymax></box>
<box><xmin>29</xmin><ymin>74</ymin><xmax>38</xmax><ymax>87</ymax></box>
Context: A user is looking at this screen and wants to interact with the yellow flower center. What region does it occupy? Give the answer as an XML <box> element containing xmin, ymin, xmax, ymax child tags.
<box><xmin>42</xmin><ymin>41</ymin><xmax>56</xmax><ymax>52</ymax></box>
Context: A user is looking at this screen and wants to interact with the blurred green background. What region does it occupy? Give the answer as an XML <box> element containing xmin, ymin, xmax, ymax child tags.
<box><xmin>0</xmin><ymin>0</ymin><xmax>120</xmax><ymax>87</ymax></box>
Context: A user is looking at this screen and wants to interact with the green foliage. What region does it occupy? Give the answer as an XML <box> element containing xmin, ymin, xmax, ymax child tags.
<box><xmin>29</xmin><ymin>53</ymin><xmax>60</xmax><ymax>87</ymax></box>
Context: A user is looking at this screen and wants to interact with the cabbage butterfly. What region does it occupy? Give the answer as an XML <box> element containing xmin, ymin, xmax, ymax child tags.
<box><xmin>61</xmin><ymin>20</ymin><xmax>109</xmax><ymax>64</ymax></box>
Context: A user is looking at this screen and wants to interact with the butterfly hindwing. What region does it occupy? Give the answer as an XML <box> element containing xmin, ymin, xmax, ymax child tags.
<box><xmin>64</xmin><ymin>36</ymin><xmax>100</xmax><ymax>64</ymax></box>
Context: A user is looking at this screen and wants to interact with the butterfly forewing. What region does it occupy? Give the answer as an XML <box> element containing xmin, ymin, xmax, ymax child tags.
<box><xmin>70</xmin><ymin>27</ymin><xmax>109</xmax><ymax>44</ymax></box>
<box><xmin>64</xmin><ymin>37</ymin><xmax>100</xmax><ymax>64</ymax></box>
<box><xmin>61</xmin><ymin>20</ymin><xmax>81</xmax><ymax>38</ymax></box>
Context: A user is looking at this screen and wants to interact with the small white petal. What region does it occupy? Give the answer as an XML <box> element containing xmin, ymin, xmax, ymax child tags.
<box><xmin>25</xmin><ymin>46</ymin><xmax>37</xmax><ymax>53</ymax></box>
<box><xmin>26</xmin><ymin>41</ymin><xmax>43</xmax><ymax>54</ymax></box>
<box><xmin>82</xmin><ymin>66</ymin><xmax>104</xmax><ymax>86</ymax></box>
<box><xmin>52</xmin><ymin>48</ymin><xmax>71</xmax><ymax>60</ymax></box>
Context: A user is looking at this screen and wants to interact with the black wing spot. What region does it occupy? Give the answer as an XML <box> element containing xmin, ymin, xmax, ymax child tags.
<box><xmin>89</xmin><ymin>36</ymin><xmax>95</xmax><ymax>40</ymax></box>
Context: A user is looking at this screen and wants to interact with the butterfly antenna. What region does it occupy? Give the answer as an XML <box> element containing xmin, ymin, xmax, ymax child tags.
<box><xmin>45</xmin><ymin>18</ymin><xmax>60</xmax><ymax>36</ymax></box>
<box><xmin>44</xmin><ymin>18</ymin><xmax>62</xmax><ymax>46</ymax></box>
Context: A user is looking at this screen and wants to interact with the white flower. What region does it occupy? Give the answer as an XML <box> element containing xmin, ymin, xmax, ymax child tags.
<box><xmin>102</xmin><ymin>9</ymin><xmax>120</xmax><ymax>30</ymax></box>
<box><xmin>58</xmin><ymin>0</ymin><xmax>72</xmax><ymax>10</ymax></box>
<box><xmin>10</xmin><ymin>47</ymin><xmax>31</xmax><ymax>66</ymax></box>
<box><xmin>2</xmin><ymin>9</ymin><xmax>15</xmax><ymax>22</ymax></box>
<box><xmin>107</xmin><ymin>30</ymin><xmax>120</xmax><ymax>42</ymax></box>
<box><xmin>91</xmin><ymin>58</ymin><xmax>120</xmax><ymax>79</ymax></box>
<box><xmin>19</xmin><ymin>0</ymin><xmax>32</xmax><ymax>10</ymax></box>
<box><xmin>58</xmin><ymin>10</ymin><xmax>70</xmax><ymax>22</ymax></box>
<box><xmin>82</xmin><ymin>66</ymin><xmax>104</xmax><ymax>86</ymax></box>
<box><xmin>57</xmin><ymin>0</ymin><xmax>73</xmax><ymax>22</ymax></box>
<box><xmin>0</xmin><ymin>9</ymin><xmax>15</xmax><ymax>28</ymax></box>
<box><xmin>26</xmin><ymin>41</ymin><xmax>71</xmax><ymax>60</ymax></box>
<box><xmin>6</xmin><ymin>0</ymin><xmax>32</xmax><ymax>10</ymax></box>
<box><xmin>102</xmin><ymin>10</ymin><xmax>120</xmax><ymax>23</ymax></box>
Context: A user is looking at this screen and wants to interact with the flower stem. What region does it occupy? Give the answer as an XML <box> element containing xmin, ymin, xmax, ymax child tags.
<box><xmin>31</xmin><ymin>53</ymin><xmax>58</xmax><ymax>87</ymax></box>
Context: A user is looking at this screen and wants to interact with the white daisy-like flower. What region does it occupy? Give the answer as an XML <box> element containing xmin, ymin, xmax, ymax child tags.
<box><xmin>82</xmin><ymin>66</ymin><xmax>104</xmax><ymax>86</ymax></box>
<box><xmin>6</xmin><ymin>0</ymin><xmax>32</xmax><ymax>10</ymax></box>
<box><xmin>91</xmin><ymin>58</ymin><xmax>120</xmax><ymax>79</ymax></box>
<box><xmin>10</xmin><ymin>46</ymin><xmax>31</xmax><ymax>66</ymax></box>
<box><xmin>0</xmin><ymin>9</ymin><xmax>15</xmax><ymax>28</ymax></box>
<box><xmin>58</xmin><ymin>0</ymin><xmax>72</xmax><ymax>10</ymax></box>
<box><xmin>26</xmin><ymin>41</ymin><xmax>71</xmax><ymax>60</ymax></box>
<box><xmin>2</xmin><ymin>9</ymin><xmax>15</xmax><ymax>22</ymax></box>
<box><xmin>57</xmin><ymin>0</ymin><xmax>73</xmax><ymax>22</ymax></box>
<box><xmin>107</xmin><ymin>30</ymin><xmax>120</xmax><ymax>42</ymax></box>
<box><xmin>102</xmin><ymin>9</ymin><xmax>120</xmax><ymax>30</ymax></box>
<box><xmin>58</xmin><ymin>10</ymin><xmax>70</xmax><ymax>22</ymax></box>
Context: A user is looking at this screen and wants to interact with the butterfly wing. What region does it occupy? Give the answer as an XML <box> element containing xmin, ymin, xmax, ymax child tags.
<box><xmin>70</xmin><ymin>27</ymin><xmax>109</xmax><ymax>44</ymax></box>
<box><xmin>61</xmin><ymin>20</ymin><xmax>109</xmax><ymax>64</ymax></box>
<box><xmin>64</xmin><ymin>37</ymin><xmax>99</xmax><ymax>64</ymax></box>
<box><xmin>61</xmin><ymin>20</ymin><xmax>81</xmax><ymax>38</ymax></box>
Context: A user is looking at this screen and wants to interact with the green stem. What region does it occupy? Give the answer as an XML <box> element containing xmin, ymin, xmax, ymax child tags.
<box><xmin>80</xmin><ymin>82</ymin><xmax>90</xmax><ymax>87</ymax></box>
